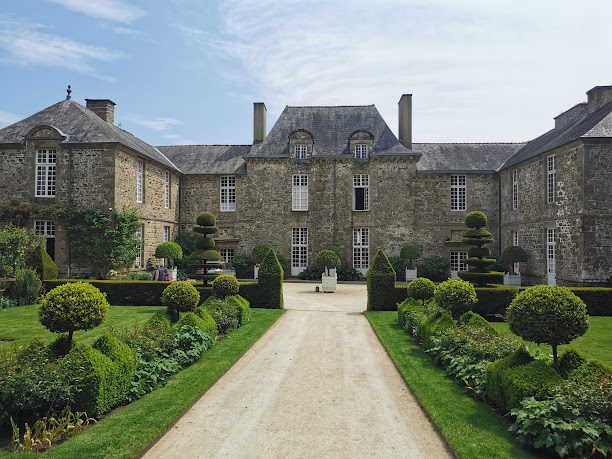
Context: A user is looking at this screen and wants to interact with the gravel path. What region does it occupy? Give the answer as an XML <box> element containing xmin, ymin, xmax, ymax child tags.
<box><xmin>143</xmin><ymin>283</ymin><xmax>452</xmax><ymax>459</ymax></box>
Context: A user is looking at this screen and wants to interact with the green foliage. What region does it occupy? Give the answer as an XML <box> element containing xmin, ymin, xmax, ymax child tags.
<box><xmin>297</xmin><ymin>264</ymin><xmax>364</xmax><ymax>281</ymax></box>
<box><xmin>434</xmin><ymin>279</ymin><xmax>478</xmax><ymax>319</ymax></box>
<box><xmin>194</xmin><ymin>307</ymin><xmax>218</xmax><ymax>339</ymax></box>
<box><xmin>464</xmin><ymin>211</ymin><xmax>488</xmax><ymax>229</ymax></box>
<box><xmin>0</xmin><ymin>226</ymin><xmax>41</xmax><ymax>276</ymax></box>
<box><xmin>226</xmin><ymin>295</ymin><xmax>252</xmax><ymax>325</ymax></box>
<box><xmin>189</xmin><ymin>212</ymin><xmax>221</xmax><ymax>273</ymax></box>
<box><xmin>230</xmin><ymin>254</ymin><xmax>253</xmax><ymax>278</ymax></box>
<box><xmin>175</xmin><ymin>232</ymin><xmax>203</xmax><ymax>257</ymax></box>
<box><xmin>407</xmin><ymin>277</ymin><xmax>435</xmax><ymax>305</ymax></box>
<box><xmin>257</xmin><ymin>249</ymin><xmax>284</xmax><ymax>308</ymax></box>
<box><xmin>155</xmin><ymin>242</ymin><xmax>183</xmax><ymax>263</ymax></box>
<box><xmin>400</xmin><ymin>244</ymin><xmax>421</xmax><ymax>268</ymax></box>
<box><xmin>211</xmin><ymin>274</ymin><xmax>240</xmax><ymax>298</ymax></box>
<box><xmin>459</xmin><ymin>210</ymin><xmax>496</xmax><ymax>285</ymax></box>
<box><xmin>251</xmin><ymin>244</ymin><xmax>272</xmax><ymax>264</ymax></box>
<box><xmin>196</xmin><ymin>212</ymin><xmax>216</xmax><ymax>227</ymax></box>
<box><xmin>62</xmin><ymin>207</ymin><xmax>141</xmax><ymax>278</ymax></box>
<box><xmin>276</xmin><ymin>254</ymin><xmax>290</xmax><ymax>276</ymax></box>
<box><xmin>313</xmin><ymin>249</ymin><xmax>341</xmax><ymax>271</ymax></box>
<box><xmin>10</xmin><ymin>268</ymin><xmax>42</xmax><ymax>305</ymax></box>
<box><xmin>161</xmin><ymin>281</ymin><xmax>200</xmax><ymax>315</ymax></box>
<box><xmin>499</xmin><ymin>246</ymin><xmax>528</xmax><ymax>274</ymax></box>
<box><xmin>367</xmin><ymin>250</ymin><xmax>397</xmax><ymax>311</ymax></box>
<box><xmin>323</xmin><ymin>245</ymin><xmax>341</xmax><ymax>259</ymax></box>
<box><xmin>556</xmin><ymin>361</ymin><xmax>612</xmax><ymax>422</ymax></box>
<box><xmin>507</xmin><ymin>285</ymin><xmax>589</xmax><ymax>365</ymax></box>
<box><xmin>190</xmin><ymin>249</ymin><xmax>222</xmax><ymax>261</ymax></box>
<box><xmin>176</xmin><ymin>312</ymin><xmax>216</xmax><ymax>341</ymax></box>
<box><xmin>39</xmin><ymin>282</ymin><xmax>109</xmax><ymax>341</ymax></box>
<box><xmin>203</xmin><ymin>296</ymin><xmax>241</xmax><ymax>334</ymax></box>
<box><xmin>27</xmin><ymin>245</ymin><xmax>59</xmax><ymax>280</ymax></box>
<box><xmin>417</xmin><ymin>255</ymin><xmax>449</xmax><ymax>282</ymax></box>
<box><xmin>557</xmin><ymin>350</ymin><xmax>586</xmax><ymax>379</ymax></box>
<box><xmin>416</xmin><ymin>308</ymin><xmax>456</xmax><ymax>350</ymax></box>
<box><xmin>457</xmin><ymin>271</ymin><xmax>503</xmax><ymax>285</ymax></box>
<box><xmin>387</xmin><ymin>256</ymin><xmax>405</xmax><ymax>281</ymax></box>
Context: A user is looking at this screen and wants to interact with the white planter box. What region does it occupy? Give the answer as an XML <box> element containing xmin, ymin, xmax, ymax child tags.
<box><xmin>450</xmin><ymin>271</ymin><xmax>460</xmax><ymax>279</ymax></box>
<box><xmin>405</xmin><ymin>268</ymin><xmax>417</xmax><ymax>281</ymax></box>
<box><xmin>322</xmin><ymin>275</ymin><xmax>337</xmax><ymax>293</ymax></box>
<box><xmin>254</xmin><ymin>265</ymin><xmax>259</xmax><ymax>280</ymax></box>
<box><xmin>503</xmin><ymin>273</ymin><xmax>521</xmax><ymax>286</ymax></box>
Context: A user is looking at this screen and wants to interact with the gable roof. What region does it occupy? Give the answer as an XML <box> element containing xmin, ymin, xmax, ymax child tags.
<box><xmin>157</xmin><ymin>144</ymin><xmax>250</xmax><ymax>175</ymax></box>
<box><xmin>0</xmin><ymin>99</ymin><xmax>180</xmax><ymax>172</ymax></box>
<box><xmin>501</xmin><ymin>101</ymin><xmax>612</xmax><ymax>170</ymax></box>
<box><xmin>249</xmin><ymin>105</ymin><xmax>417</xmax><ymax>157</ymax></box>
<box><xmin>415</xmin><ymin>143</ymin><xmax>524</xmax><ymax>173</ymax></box>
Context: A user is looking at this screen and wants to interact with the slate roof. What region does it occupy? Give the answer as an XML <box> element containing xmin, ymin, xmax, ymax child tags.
<box><xmin>157</xmin><ymin>145</ymin><xmax>250</xmax><ymax>175</ymax></box>
<box><xmin>415</xmin><ymin>143</ymin><xmax>524</xmax><ymax>173</ymax></box>
<box><xmin>0</xmin><ymin>99</ymin><xmax>180</xmax><ymax>172</ymax></box>
<box><xmin>500</xmin><ymin>101</ymin><xmax>612</xmax><ymax>170</ymax></box>
<box><xmin>248</xmin><ymin>105</ymin><xmax>417</xmax><ymax>157</ymax></box>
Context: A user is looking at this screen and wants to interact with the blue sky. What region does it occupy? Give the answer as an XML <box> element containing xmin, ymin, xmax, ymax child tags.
<box><xmin>1</xmin><ymin>0</ymin><xmax>612</xmax><ymax>146</ymax></box>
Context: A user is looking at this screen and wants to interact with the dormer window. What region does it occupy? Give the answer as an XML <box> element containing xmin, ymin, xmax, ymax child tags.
<box><xmin>295</xmin><ymin>144</ymin><xmax>308</xmax><ymax>159</ymax></box>
<box><xmin>289</xmin><ymin>129</ymin><xmax>314</xmax><ymax>159</ymax></box>
<box><xmin>354</xmin><ymin>144</ymin><xmax>368</xmax><ymax>159</ymax></box>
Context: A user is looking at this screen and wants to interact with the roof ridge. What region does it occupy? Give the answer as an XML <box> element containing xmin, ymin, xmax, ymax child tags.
<box><xmin>157</xmin><ymin>144</ymin><xmax>252</xmax><ymax>147</ymax></box>
<box><xmin>285</xmin><ymin>104</ymin><xmax>375</xmax><ymax>108</ymax></box>
<box><xmin>414</xmin><ymin>141</ymin><xmax>527</xmax><ymax>145</ymax></box>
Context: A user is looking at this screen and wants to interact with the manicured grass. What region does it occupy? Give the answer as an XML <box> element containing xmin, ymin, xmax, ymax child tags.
<box><xmin>0</xmin><ymin>305</ymin><xmax>164</xmax><ymax>348</ymax></box>
<box><xmin>365</xmin><ymin>311</ymin><xmax>538</xmax><ymax>459</ymax></box>
<box><xmin>0</xmin><ymin>308</ymin><xmax>284</xmax><ymax>459</ymax></box>
<box><xmin>490</xmin><ymin>317</ymin><xmax>612</xmax><ymax>366</ymax></box>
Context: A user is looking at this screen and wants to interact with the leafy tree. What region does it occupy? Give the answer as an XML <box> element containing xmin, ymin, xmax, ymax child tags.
<box><xmin>458</xmin><ymin>211</ymin><xmax>497</xmax><ymax>286</ymax></box>
<box><xmin>313</xmin><ymin>249</ymin><xmax>341</xmax><ymax>272</ymax></box>
<box><xmin>434</xmin><ymin>279</ymin><xmax>478</xmax><ymax>319</ymax></box>
<box><xmin>407</xmin><ymin>277</ymin><xmax>435</xmax><ymax>305</ymax></box>
<box><xmin>155</xmin><ymin>242</ymin><xmax>183</xmax><ymax>267</ymax></box>
<box><xmin>400</xmin><ymin>244</ymin><xmax>421</xmax><ymax>269</ymax></box>
<box><xmin>499</xmin><ymin>246</ymin><xmax>528</xmax><ymax>275</ymax></box>
<box><xmin>0</xmin><ymin>226</ymin><xmax>41</xmax><ymax>276</ymax></box>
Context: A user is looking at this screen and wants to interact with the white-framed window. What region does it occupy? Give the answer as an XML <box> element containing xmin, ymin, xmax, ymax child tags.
<box><xmin>292</xmin><ymin>174</ymin><xmax>309</xmax><ymax>211</ymax></box>
<box><xmin>547</xmin><ymin>155</ymin><xmax>556</xmax><ymax>203</ymax></box>
<box><xmin>35</xmin><ymin>149</ymin><xmax>57</xmax><ymax>197</ymax></box>
<box><xmin>353</xmin><ymin>174</ymin><xmax>369</xmax><ymax>211</ymax></box>
<box><xmin>219</xmin><ymin>248</ymin><xmax>235</xmax><ymax>264</ymax></box>
<box><xmin>354</xmin><ymin>143</ymin><xmax>368</xmax><ymax>159</ymax></box>
<box><xmin>135</xmin><ymin>224</ymin><xmax>144</xmax><ymax>267</ymax></box>
<box><xmin>34</xmin><ymin>220</ymin><xmax>55</xmax><ymax>238</ymax></box>
<box><xmin>353</xmin><ymin>228</ymin><xmax>369</xmax><ymax>270</ymax></box>
<box><xmin>450</xmin><ymin>251</ymin><xmax>468</xmax><ymax>272</ymax></box>
<box><xmin>164</xmin><ymin>171</ymin><xmax>170</xmax><ymax>209</ymax></box>
<box><xmin>136</xmin><ymin>159</ymin><xmax>144</xmax><ymax>203</ymax></box>
<box><xmin>547</xmin><ymin>228</ymin><xmax>556</xmax><ymax>275</ymax></box>
<box><xmin>220</xmin><ymin>175</ymin><xmax>236</xmax><ymax>212</ymax></box>
<box><xmin>512</xmin><ymin>230</ymin><xmax>520</xmax><ymax>274</ymax></box>
<box><xmin>450</xmin><ymin>175</ymin><xmax>466</xmax><ymax>211</ymax></box>
<box><xmin>163</xmin><ymin>225</ymin><xmax>170</xmax><ymax>243</ymax></box>
<box><xmin>291</xmin><ymin>228</ymin><xmax>308</xmax><ymax>274</ymax></box>
<box><xmin>294</xmin><ymin>144</ymin><xmax>308</xmax><ymax>159</ymax></box>
<box><xmin>512</xmin><ymin>169</ymin><xmax>518</xmax><ymax>210</ymax></box>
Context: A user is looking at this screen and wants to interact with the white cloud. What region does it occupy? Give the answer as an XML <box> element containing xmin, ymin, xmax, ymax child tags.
<box><xmin>123</xmin><ymin>114</ymin><xmax>183</xmax><ymax>131</ymax></box>
<box><xmin>200</xmin><ymin>0</ymin><xmax>612</xmax><ymax>142</ymax></box>
<box><xmin>47</xmin><ymin>0</ymin><xmax>144</xmax><ymax>23</ymax></box>
<box><xmin>0</xmin><ymin>20</ymin><xmax>124</xmax><ymax>74</ymax></box>
<box><xmin>0</xmin><ymin>110</ymin><xmax>20</xmax><ymax>127</ymax></box>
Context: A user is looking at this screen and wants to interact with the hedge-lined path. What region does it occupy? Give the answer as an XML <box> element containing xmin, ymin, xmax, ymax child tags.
<box><xmin>144</xmin><ymin>283</ymin><xmax>451</xmax><ymax>458</ymax></box>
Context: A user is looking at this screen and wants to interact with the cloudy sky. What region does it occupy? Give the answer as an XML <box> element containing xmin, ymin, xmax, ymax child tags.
<box><xmin>1</xmin><ymin>0</ymin><xmax>611</xmax><ymax>145</ymax></box>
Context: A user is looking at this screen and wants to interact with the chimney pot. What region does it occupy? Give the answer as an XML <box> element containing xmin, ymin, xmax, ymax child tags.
<box><xmin>253</xmin><ymin>102</ymin><xmax>267</xmax><ymax>144</ymax></box>
<box><xmin>398</xmin><ymin>94</ymin><xmax>412</xmax><ymax>149</ymax></box>
<box><xmin>85</xmin><ymin>99</ymin><xmax>116</xmax><ymax>125</ymax></box>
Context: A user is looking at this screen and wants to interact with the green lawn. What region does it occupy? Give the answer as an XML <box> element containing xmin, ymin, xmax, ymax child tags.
<box><xmin>365</xmin><ymin>311</ymin><xmax>538</xmax><ymax>459</ymax></box>
<box><xmin>0</xmin><ymin>305</ymin><xmax>164</xmax><ymax>348</ymax></box>
<box><xmin>490</xmin><ymin>317</ymin><xmax>612</xmax><ymax>366</ymax></box>
<box><xmin>0</xmin><ymin>308</ymin><xmax>284</xmax><ymax>459</ymax></box>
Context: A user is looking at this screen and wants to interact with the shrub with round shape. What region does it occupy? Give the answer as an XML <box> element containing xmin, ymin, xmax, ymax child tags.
<box><xmin>417</xmin><ymin>255</ymin><xmax>449</xmax><ymax>282</ymax></box>
<box><xmin>407</xmin><ymin>277</ymin><xmax>435</xmax><ymax>305</ymax></box>
<box><xmin>313</xmin><ymin>249</ymin><xmax>341</xmax><ymax>272</ymax></box>
<box><xmin>161</xmin><ymin>281</ymin><xmax>200</xmax><ymax>318</ymax></box>
<box><xmin>464</xmin><ymin>211</ymin><xmax>487</xmax><ymax>229</ymax></box>
<box><xmin>434</xmin><ymin>279</ymin><xmax>478</xmax><ymax>319</ymax></box>
<box><xmin>39</xmin><ymin>282</ymin><xmax>109</xmax><ymax>342</ymax></box>
<box><xmin>323</xmin><ymin>245</ymin><xmax>341</xmax><ymax>259</ymax></box>
<box><xmin>155</xmin><ymin>242</ymin><xmax>183</xmax><ymax>264</ymax></box>
<box><xmin>196</xmin><ymin>212</ymin><xmax>216</xmax><ymax>227</ymax></box>
<box><xmin>499</xmin><ymin>245</ymin><xmax>528</xmax><ymax>275</ymax></box>
<box><xmin>400</xmin><ymin>244</ymin><xmax>421</xmax><ymax>269</ymax></box>
<box><xmin>211</xmin><ymin>274</ymin><xmax>240</xmax><ymax>298</ymax></box>
<box><xmin>507</xmin><ymin>285</ymin><xmax>588</xmax><ymax>366</ymax></box>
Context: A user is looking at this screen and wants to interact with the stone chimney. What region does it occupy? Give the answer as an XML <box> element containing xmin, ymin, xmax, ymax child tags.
<box><xmin>398</xmin><ymin>94</ymin><xmax>412</xmax><ymax>149</ymax></box>
<box><xmin>554</xmin><ymin>103</ymin><xmax>587</xmax><ymax>130</ymax></box>
<box><xmin>586</xmin><ymin>86</ymin><xmax>612</xmax><ymax>113</ymax></box>
<box><xmin>253</xmin><ymin>102</ymin><xmax>267</xmax><ymax>143</ymax></box>
<box><xmin>85</xmin><ymin>99</ymin><xmax>116</xmax><ymax>125</ymax></box>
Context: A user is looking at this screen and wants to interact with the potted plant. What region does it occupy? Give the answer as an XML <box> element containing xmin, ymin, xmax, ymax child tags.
<box><xmin>400</xmin><ymin>244</ymin><xmax>421</xmax><ymax>281</ymax></box>
<box><xmin>499</xmin><ymin>245</ymin><xmax>528</xmax><ymax>286</ymax></box>
<box><xmin>314</xmin><ymin>249</ymin><xmax>341</xmax><ymax>293</ymax></box>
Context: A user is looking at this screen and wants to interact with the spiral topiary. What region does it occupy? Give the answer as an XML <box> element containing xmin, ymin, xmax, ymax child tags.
<box><xmin>434</xmin><ymin>279</ymin><xmax>477</xmax><ymax>319</ymax></box>
<box><xmin>458</xmin><ymin>210</ymin><xmax>497</xmax><ymax>286</ymax></box>
<box><xmin>407</xmin><ymin>277</ymin><xmax>435</xmax><ymax>305</ymax></box>
<box><xmin>211</xmin><ymin>274</ymin><xmax>240</xmax><ymax>298</ymax></box>
<box><xmin>161</xmin><ymin>281</ymin><xmax>200</xmax><ymax>319</ymax></box>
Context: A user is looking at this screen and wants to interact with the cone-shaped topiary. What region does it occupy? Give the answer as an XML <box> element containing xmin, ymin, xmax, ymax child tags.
<box><xmin>407</xmin><ymin>277</ymin><xmax>435</xmax><ymax>305</ymax></box>
<box><xmin>257</xmin><ymin>249</ymin><xmax>284</xmax><ymax>308</ymax></box>
<box><xmin>458</xmin><ymin>210</ymin><xmax>497</xmax><ymax>286</ymax></box>
<box><xmin>251</xmin><ymin>244</ymin><xmax>272</xmax><ymax>264</ymax></box>
<box><xmin>367</xmin><ymin>250</ymin><xmax>397</xmax><ymax>311</ymax></box>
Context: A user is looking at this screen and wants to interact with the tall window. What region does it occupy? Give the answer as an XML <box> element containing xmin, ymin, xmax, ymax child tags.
<box><xmin>512</xmin><ymin>169</ymin><xmax>519</xmax><ymax>210</ymax></box>
<box><xmin>547</xmin><ymin>228</ymin><xmax>556</xmax><ymax>275</ymax></box>
<box><xmin>450</xmin><ymin>175</ymin><xmax>466</xmax><ymax>211</ymax></box>
<box><xmin>450</xmin><ymin>251</ymin><xmax>468</xmax><ymax>272</ymax></box>
<box><xmin>163</xmin><ymin>225</ymin><xmax>170</xmax><ymax>242</ymax></box>
<box><xmin>512</xmin><ymin>230</ymin><xmax>520</xmax><ymax>274</ymax></box>
<box><xmin>291</xmin><ymin>228</ymin><xmax>308</xmax><ymax>274</ymax></box>
<box><xmin>292</xmin><ymin>175</ymin><xmax>308</xmax><ymax>211</ymax></box>
<box><xmin>220</xmin><ymin>175</ymin><xmax>236</xmax><ymax>211</ymax></box>
<box><xmin>35</xmin><ymin>149</ymin><xmax>56</xmax><ymax>197</ymax></box>
<box><xmin>353</xmin><ymin>228</ymin><xmax>369</xmax><ymax>270</ymax></box>
<box><xmin>354</xmin><ymin>144</ymin><xmax>368</xmax><ymax>159</ymax></box>
<box><xmin>295</xmin><ymin>144</ymin><xmax>307</xmax><ymax>159</ymax></box>
<box><xmin>136</xmin><ymin>159</ymin><xmax>144</xmax><ymax>203</ymax></box>
<box><xmin>164</xmin><ymin>171</ymin><xmax>170</xmax><ymax>209</ymax></box>
<box><xmin>547</xmin><ymin>155</ymin><xmax>556</xmax><ymax>203</ymax></box>
<box><xmin>353</xmin><ymin>175</ymin><xmax>369</xmax><ymax>211</ymax></box>
<box><xmin>135</xmin><ymin>224</ymin><xmax>144</xmax><ymax>267</ymax></box>
<box><xmin>219</xmin><ymin>248</ymin><xmax>235</xmax><ymax>264</ymax></box>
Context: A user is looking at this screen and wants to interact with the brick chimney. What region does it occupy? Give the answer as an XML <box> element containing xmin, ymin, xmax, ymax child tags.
<box><xmin>398</xmin><ymin>94</ymin><xmax>412</xmax><ymax>149</ymax></box>
<box><xmin>85</xmin><ymin>99</ymin><xmax>116</xmax><ymax>125</ymax></box>
<box><xmin>586</xmin><ymin>86</ymin><xmax>612</xmax><ymax>113</ymax></box>
<box><xmin>253</xmin><ymin>102</ymin><xmax>267</xmax><ymax>143</ymax></box>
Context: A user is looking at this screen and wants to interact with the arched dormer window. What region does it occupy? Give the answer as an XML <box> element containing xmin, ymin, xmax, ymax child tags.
<box><xmin>349</xmin><ymin>130</ymin><xmax>374</xmax><ymax>159</ymax></box>
<box><xmin>288</xmin><ymin>129</ymin><xmax>314</xmax><ymax>159</ymax></box>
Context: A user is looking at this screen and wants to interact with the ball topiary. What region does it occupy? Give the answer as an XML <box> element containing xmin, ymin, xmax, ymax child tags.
<box><xmin>464</xmin><ymin>211</ymin><xmax>487</xmax><ymax>229</ymax></box>
<box><xmin>507</xmin><ymin>285</ymin><xmax>588</xmax><ymax>366</ymax></box>
<box><xmin>407</xmin><ymin>277</ymin><xmax>435</xmax><ymax>305</ymax></box>
<box><xmin>434</xmin><ymin>279</ymin><xmax>478</xmax><ymax>319</ymax></box>
<box><xmin>499</xmin><ymin>245</ymin><xmax>528</xmax><ymax>275</ymax></box>
<box><xmin>155</xmin><ymin>242</ymin><xmax>183</xmax><ymax>264</ymax></box>
<box><xmin>323</xmin><ymin>245</ymin><xmax>342</xmax><ymax>259</ymax></box>
<box><xmin>39</xmin><ymin>282</ymin><xmax>109</xmax><ymax>343</ymax></box>
<box><xmin>211</xmin><ymin>274</ymin><xmax>240</xmax><ymax>298</ymax></box>
<box><xmin>400</xmin><ymin>244</ymin><xmax>421</xmax><ymax>269</ymax></box>
<box><xmin>196</xmin><ymin>212</ymin><xmax>216</xmax><ymax>227</ymax></box>
<box><xmin>313</xmin><ymin>249</ymin><xmax>341</xmax><ymax>272</ymax></box>
<box><xmin>161</xmin><ymin>281</ymin><xmax>200</xmax><ymax>318</ymax></box>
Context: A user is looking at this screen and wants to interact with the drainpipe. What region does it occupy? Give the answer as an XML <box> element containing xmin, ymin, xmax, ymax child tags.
<box><xmin>67</xmin><ymin>149</ymin><xmax>73</xmax><ymax>278</ymax></box>
<box><xmin>332</xmin><ymin>160</ymin><xmax>337</xmax><ymax>245</ymax></box>
<box><xmin>497</xmin><ymin>172</ymin><xmax>502</xmax><ymax>256</ymax></box>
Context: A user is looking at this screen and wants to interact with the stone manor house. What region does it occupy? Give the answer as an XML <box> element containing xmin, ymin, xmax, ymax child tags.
<box><xmin>0</xmin><ymin>85</ymin><xmax>610</xmax><ymax>285</ymax></box>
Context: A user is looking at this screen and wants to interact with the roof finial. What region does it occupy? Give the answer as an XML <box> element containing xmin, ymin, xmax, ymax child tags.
<box><xmin>66</xmin><ymin>84</ymin><xmax>72</xmax><ymax>100</ymax></box>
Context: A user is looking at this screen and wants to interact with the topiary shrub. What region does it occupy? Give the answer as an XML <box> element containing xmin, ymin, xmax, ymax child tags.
<box><xmin>211</xmin><ymin>274</ymin><xmax>239</xmax><ymax>298</ymax></box>
<box><xmin>194</xmin><ymin>307</ymin><xmax>218</xmax><ymax>339</ymax></box>
<box><xmin>176</xmin><ymin>311</ymin><xmax>216</xmax><ymax>343</ymax></box>
<box><xmin>189</xmin><ymin>212</ymin><xmax>221</xmax><ymax>277</ymax></box>
<box><xmin>257</xmin><ymin>249</ymin><xmax>284</xmax><ymax>308</ymax></box>
<box><xmin>251</xmin><ymin>244</ymin><xmax>272</xmax><ymax>264</ymax></box>
<box><xmin>226</xmin><ymin>295</ymin><xmax>252</xmax><ymax>325</ymax></box>
<box><xmin>39</xmin><ymin>282</ymin><xmax>109</xmax><ymax>344</ymax></box>
<box><xmin>323</xmin><ymin>245</ymin><xmax>341</xmax><ymax>259</ymax></box>
<box><xmin>458</xmin><ymin>211</ymin><xmax>497</xmax><ymax>286</ymax></box>
<box><xmin>313</xmin><ymin>249</ymin><xmax>341</xmax><ymax>273</ymax></box>
<box><xmin>407</xmin><ymin>277</ymin><xmax>435</xmax><ymax>305</ymax></box>
<box><xmin>367</xmin><ymin>250</ymin><xmax>397</xmax><ymax>311</ymax></box>
<box><xmin>434</xmin><ymin>279</ymin><xmax>478</xmax><ymax>319</ymax></box>
<box><xmin>400</xmin><ymin>244</ymin><xmax>421</xmax><ymax>269</ymax></box>
<box><xmin>499</xmin><ymin>245</ymin><xmax>528</xmax><ymax>275</ymax></box>
<box><xmin>161</xmin><ymin>281</ymin><xmax>200</xmax><ymax>320</ymax></box>
<box><xmin>557</xmin><ymin>350</ymin><xmax>586</xmax><ymax>379</ymax></box>
<box><xmin>154</xmin><ymin>242</ymin><xmax>183</xmax><ymax>266</ymax></box>
<box><xmin>196</xmin><ymin>212</ymin><xmax>216</xmax><ymax>227</ymax></box>
<box><xmin>230</xmin><ymin>254</ymin><xmax>253</xmax><ymax>278</ymax></box>
<box><xmin>27</xmin><ymin>245</ymin><xmax>58</xmax><ymax>280</ymax></box>
<box><xmin>202</xmin><ymin>296</ymin><xmax>241</xmax><ymax>334</ymax></box>
<box><xmin>417</xmin><ymin>255</ymin><xmax>449</xmax><ymax>282</ymax></box>
<box><xmin>10</xmin><ymin>268</ymin><xmax>42</xmax><ymax>305</ymax></box>
<box><xmin>387</xmin><ymin>256</ymin><xmax>405</xmax><ymax>281</ymax></box>
<box><xmin>507</xmin><ymin>285</ymin><xmax>589</xmax><ymax>367</ymax></box>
